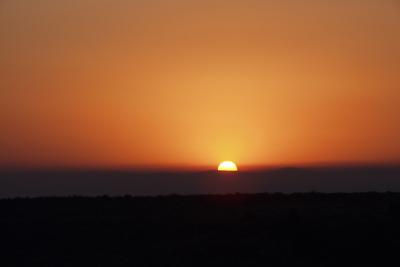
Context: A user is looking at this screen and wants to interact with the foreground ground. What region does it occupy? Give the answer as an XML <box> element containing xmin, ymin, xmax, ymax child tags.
<box><xmin>1</xmin><ymin>193</ymin><xmax>400</xmax><ymax>266</ymax></box>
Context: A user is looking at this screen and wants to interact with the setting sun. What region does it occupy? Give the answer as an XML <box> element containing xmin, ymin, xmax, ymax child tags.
<box><xmin>218</xmin><ymin>161</ymin><xmax>238</xmax><ymax>172</ymax></box>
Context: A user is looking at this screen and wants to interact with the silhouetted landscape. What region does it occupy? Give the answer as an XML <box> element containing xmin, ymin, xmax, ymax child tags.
<box><xmin>1</xmin><ymin>167</ymin><xmax>400</xmax><ymax>266</ymax></box>
<box><xmin>2</xmin><ymin>192</ymin><xmax>400</xmax><ymax>266</ymax></box>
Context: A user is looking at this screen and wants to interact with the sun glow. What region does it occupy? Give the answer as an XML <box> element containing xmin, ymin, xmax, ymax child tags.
<box><xmin>218</xmin><ymin>161</ymin><xmax>238</xmax><ymax>172</ymax></box>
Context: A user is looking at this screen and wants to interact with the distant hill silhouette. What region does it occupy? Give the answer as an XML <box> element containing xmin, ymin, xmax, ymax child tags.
<box><xmin>1</xmin><ymin>166</ymin><xmax>400</xmax><ymax>197</ymax></box>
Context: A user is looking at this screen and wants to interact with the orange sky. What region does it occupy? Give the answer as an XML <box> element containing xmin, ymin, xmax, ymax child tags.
<box><xmin>1</xmin><ymin>0</ymin><xmax>400</xmax><ymax>169</ymax></box>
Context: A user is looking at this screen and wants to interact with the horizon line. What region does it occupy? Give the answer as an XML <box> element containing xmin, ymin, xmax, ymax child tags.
<box><xmin>1</xmin><ymin>161</ymin><xmax>400</xmax><ymax>173</ymax></box>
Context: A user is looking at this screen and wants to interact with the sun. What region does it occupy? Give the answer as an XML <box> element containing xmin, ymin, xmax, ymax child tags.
<box><xmin>218</xmin><ymin>161</ymin><xmax>238</xmax><ymax>172</ymax></box>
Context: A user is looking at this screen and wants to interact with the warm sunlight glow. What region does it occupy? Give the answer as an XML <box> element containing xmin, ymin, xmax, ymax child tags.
<box><xmin>1</xmin><ymin>1</ymin><xmax>400</xmax><ymax>169</ymax></box>
<box><xmin>218</xmin><ymin>161</ymin><xmax>238</xmax><ymax>172</ymax></box>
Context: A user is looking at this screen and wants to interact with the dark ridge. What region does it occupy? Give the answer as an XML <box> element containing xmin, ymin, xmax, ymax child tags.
<box><xmin>1</xmin><ymin>166</ymin><xmax>400</xmax><ymax>197</ymax></box>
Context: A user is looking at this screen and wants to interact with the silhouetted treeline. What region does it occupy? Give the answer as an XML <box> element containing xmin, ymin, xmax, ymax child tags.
<box><xmin>1</xmin><ymin>192</ymin><xmax>400</xmax><ymax>266</ymax></box>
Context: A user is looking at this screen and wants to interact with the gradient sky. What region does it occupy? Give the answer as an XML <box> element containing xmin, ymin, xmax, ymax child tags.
<box><xmin>1</xmin><ymin>0</ymin><xmax>400</xmax><ymax>169</ymax></box>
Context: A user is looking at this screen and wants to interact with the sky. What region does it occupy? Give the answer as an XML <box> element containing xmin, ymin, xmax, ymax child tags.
<box><xmin>1</xmin><ymin>0</ymin><xmax>400</xmax><ymax>170</ymax></box>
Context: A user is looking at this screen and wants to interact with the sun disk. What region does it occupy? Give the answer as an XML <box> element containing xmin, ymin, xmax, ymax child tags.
<box><xmin>218</xmin><ymin>161</ymin><xmax>238</xmax><ymax>172</ymax></box>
